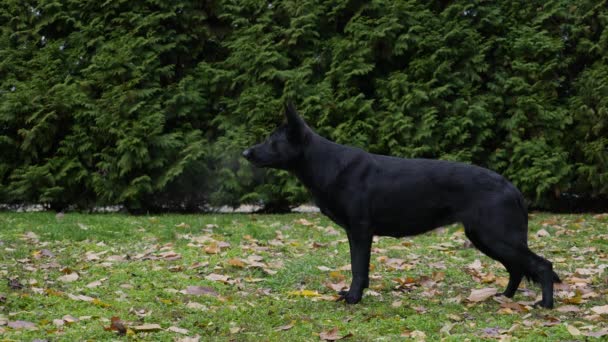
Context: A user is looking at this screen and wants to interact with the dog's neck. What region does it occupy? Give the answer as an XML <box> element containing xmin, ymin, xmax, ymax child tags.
<box><xmin>291</xmin><ymin>133</ymin><xmax>354</xmax><ymax>191</ymax></box>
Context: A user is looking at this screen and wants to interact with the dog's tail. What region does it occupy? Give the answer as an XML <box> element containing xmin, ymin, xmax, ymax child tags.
<box><xmin>523</xmin><ymin>260</ymin><xmax>561</xmax><ymax>284</ymax></box>
<box><xmin>552</xmin><ymin>270</ymin><xmax>561</xmax><ymax>283</ymax></box>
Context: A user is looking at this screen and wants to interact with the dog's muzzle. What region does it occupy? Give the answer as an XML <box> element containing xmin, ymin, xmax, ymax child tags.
<box><xmin>242</xmin><ymin>149</ymin><xmax>253</xmax><ymax>160</ymax></box>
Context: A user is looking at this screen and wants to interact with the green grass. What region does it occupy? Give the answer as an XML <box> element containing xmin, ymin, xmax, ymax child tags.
<box><xmin>0</xmin><ymin>212</ymin><xmax>607</xmax><ymax>341</ymax></box>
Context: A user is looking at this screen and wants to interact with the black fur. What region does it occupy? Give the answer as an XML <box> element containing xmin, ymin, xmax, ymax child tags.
<box><xmin>243</xmin><ymin>103</ymin><xmax>559</xmax><ymax>308</ymax></box>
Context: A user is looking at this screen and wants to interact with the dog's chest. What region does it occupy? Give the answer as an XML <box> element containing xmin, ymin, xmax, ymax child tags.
<box><xmin>310</xmin><ymin>190</ymin><xmax>351</xmax><ymax>228</ymax></box>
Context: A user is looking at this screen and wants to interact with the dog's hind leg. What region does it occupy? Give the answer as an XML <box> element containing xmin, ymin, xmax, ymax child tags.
<box><xmin>465</xmin><ymin>222</ymin><xmax>556</xmax><ymax>308</ymax></box>
<box><xmin>464</xmin><ymin>228</ymin><xmax>524</xmax><ymax>297</ymax></box>
<box><xmin>502</xmin><ymin>266</ymin><xmax>523</xmax><ymax>298</ymax></box>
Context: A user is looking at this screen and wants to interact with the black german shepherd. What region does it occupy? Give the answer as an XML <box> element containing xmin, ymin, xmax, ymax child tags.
<box><xmin>243</xmin><ymin>103</ymin><xmax>559</xmax><ymax>308</ymax></box>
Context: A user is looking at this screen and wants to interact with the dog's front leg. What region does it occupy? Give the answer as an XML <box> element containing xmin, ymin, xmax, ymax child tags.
<box><xmin>338</xmin><ymin>230</ymin><xmax>373</xmax><ymax>304</ymax></box>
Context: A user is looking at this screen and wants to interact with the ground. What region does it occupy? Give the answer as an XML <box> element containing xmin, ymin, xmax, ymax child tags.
<box><xmin>0</xmin><ymin>212</ymin><xmax>607</xmax><ymax>341</ymax></box>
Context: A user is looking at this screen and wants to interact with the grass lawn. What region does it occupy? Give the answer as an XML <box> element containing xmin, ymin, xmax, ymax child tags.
<box><xmin>0</xmin><ymin>212</ymin><xmax>607</xmax><ymax>341</ymax></box>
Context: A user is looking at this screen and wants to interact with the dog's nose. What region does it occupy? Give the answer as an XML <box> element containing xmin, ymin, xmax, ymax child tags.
<box><xmin>242</xmin><ymin>149</ymin><xmax>252</xmax><ymax>159</ymax></box>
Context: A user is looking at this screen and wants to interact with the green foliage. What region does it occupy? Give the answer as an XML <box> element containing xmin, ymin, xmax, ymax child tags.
<box><xmin>0</xmin><ymin>0</ymin><xmax>606</xmax><ymax>211</ymax></box>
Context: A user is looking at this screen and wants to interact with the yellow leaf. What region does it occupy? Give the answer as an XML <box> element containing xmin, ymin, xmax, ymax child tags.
<box><xmin>563</xmin><ymin>290</ymin><xmax>582</xmax><ymax>304</ymax></box>
<box><xmin>204</xmin><ymin>244</ymin><xmax>220</xmax><ymax>254</ymax></box>
<box><xmin>288</xmin><ymin>290</ymin><xmax>320</xmax><ymax>297</ymax></box>
<box><xmin>567</xmin><ymin>324</ymin><xmax>581</xmax><ymax>336</ymax></box>
<box><xmin>228</xmin><ymin>258</ymin><xmax>245</xmax><ymax>268</ymax></box>
<box><xmin>329</xmin><ymin>271</ymin><xmax>345</xmax><ymax>281</ymax></box>
<box><xmin>93</xmin><ymin>298</ymin><xmax>111</xmax><ymax>308</ymax></box>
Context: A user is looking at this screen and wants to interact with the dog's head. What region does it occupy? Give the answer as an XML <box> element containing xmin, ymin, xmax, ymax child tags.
<box><xmin>243</xmin><ymin>103</ymin><xmax>311</xmax><ymax>170</ymax></box>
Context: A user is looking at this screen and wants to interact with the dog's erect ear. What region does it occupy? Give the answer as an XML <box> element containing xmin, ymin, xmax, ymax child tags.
<box><xmin>284</xmin><ymin>102</ymin><xmax>309</xmax><ymax>142</ymax></box>
<box><xmin>285</xmin><ymin>102</ymin><xmax>303</xmax><ymax>126</ymax></box>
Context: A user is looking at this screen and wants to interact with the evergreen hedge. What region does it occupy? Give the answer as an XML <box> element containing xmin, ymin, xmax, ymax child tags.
<box><xmin>1</xmin><ymin>0</ymin><xmax>606</xmax><ymax>212</ymax></box>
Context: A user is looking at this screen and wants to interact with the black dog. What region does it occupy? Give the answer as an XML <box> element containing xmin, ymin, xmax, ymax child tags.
<box><xmin>243</xmin><ymin>103</ymin><xmax>559</xmax><ymax>308</ymax></box>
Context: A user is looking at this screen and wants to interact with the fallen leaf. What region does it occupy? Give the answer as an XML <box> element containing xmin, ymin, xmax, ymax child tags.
<box><xmin>186</xmin><ymin>302</ymin><xmax>207</xmax><ymax>310</ymax></box>
<box><xmin>563</xmin><ymin>289</ymin><xmax>583</xmax><ymax>304</ymax></box>
<box><xmin>584</xmin><ymin>328</ymin><xmax>608</xmax><ymax>338</ymax></box>
<box><xmin>536</xmin><ymin>229</ymin><xmax>551</xmax><ymax>237</ymax></box>
<box><xmin>325</xmin><ymin>281</ymin><xmax>348</xmax><ymax>292</ymax></box>
<box><xmin>167</xmin><ymin>326</ymin><xmax>189</xmax><ymax>334</ymax></box>
<box><xmin>182</xmin><ymin>286</ymin><xmax>219</xmax><ymax>297</ymax></box>
<box><xmin>204</xmin><ymin>244</ymin><xmax>220</xmax><ymax>254</ymax></box>
<box><xmin>7</xmin><ymin>320</ymin><xmax>37</xmax><ymax>330</ymax></box>
<box><xmin>86</xmin><ymin>279</ymin><xmax>106</xmax><ymax>288</ymax></box>
<box><xmin>591</xmin><ymin>305</ymin><xmax>608</xmax><ymax>314</ymax></box>
<box><xmin>556</xmin><ymin>305</ymin><xmax>580</xmax><ymax>313</ymax></box>
<box><xmin>58</xmin><ymin>272</ymin><xmax>79</xmax><ymax>283</ymax></box>
<box><xmin>205</xmin><ymin>273</ymin><xmax>231</xmax><ymax>283</ymax></box>
<box><xmin>566</xmin><ymin>324</ymin><xmax>581</xmax><ymax>336</ymax></box>
<box><xmin>467</xmin><ymin>288</ymin><xmax>497</xmax><ymax>302</ymax></box>
<box><xmin>8</xmin><ymin>278</ymin><xmax>24</xmax><ymax>290</ymax></box>
<box><xmin>319</xmin><ymin>327</ymin><xmax>351</xmax><ymax>341</ymax></box>
<box><xmin>106</xmin><ymin>316</ymin><xmax>127</xmax><ymax>335</ymax></box>
<box><xmin>133</xmin><ymin>323</ymin><xmax>162</xmax><ymax>332</ymax></box>
<box><xmin>228</xmin><ymin>258</ymin><xmax>246</xmax><ymax>268</ymax></box>
<box><xmin>296</xmin><ymin>218</ymin><xmax>314</xmax><ymax>226</ymax></box>
<box><xmin>440</xmin><ymin>323</ymin><xmax>455</xmax><ymax>335</ymax></box>
<box><xmin>401</xmin><ymin>330</ymin><xmax>426</xmax><ymax>340</ymax></box>
<box><xmin>288</xmin><ymin>290</ymin><xmax>321</xmax><ymax>297</ymax></box>
<box><xmin>275</xmin><ymin>323</ymin><xmax>294</xmax><ymax>331</ymax></box>
<box><xmin>67</xmin><ymin>293</ymin><xmax>94</xmax><ymax>302</ymax></box>
<box><xmin>62</xmin><ymin>315</ymin><xmax>79</xmax><ymax>323</ymax></box>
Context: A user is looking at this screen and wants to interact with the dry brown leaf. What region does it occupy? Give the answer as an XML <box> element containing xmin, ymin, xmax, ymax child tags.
<box><xmin>58</xmin><ymin>272</ymin><xmax>79</xmax><ymax>283</ymax></box>
<box><xmin>440</xmin><ymin>322</ymin><xmax>455</xmax><ymax>335</ymax></box>
<box><xmin>67</xmin><ymin>293</ymin><xmax>94</xmax><ymax>302</ymax></box>
<box><xmin>176</xmin><ymin>336</ymin><xmax>201</xmax><ymax>342</ymax></box>
<box><xmin>62</xmin><ymin>315</ymin><xmax>79</xmax><ymax>324</ymax></box>
<box><xmin>204</xmin><ymin>244</ymin><xmax>220</xmax><ymax>254</ymax></box>
<box><xmin>167</xmin><ymin>326</ymin><xmax>189</xmax><ymax>334</ymax></box>
<box><xmin>106</xmin><ymin>316</ymin><xmax>127</xmax><ymax>335</ymax></box>
<box><xmin>590</xmin><ymin>305</ymin><xmax>608</xmax><ymax>315</ymax></box>
<box><xmin>584</xmin><ymin>329</ymin><xmax>608</xmax><ymax>338</ymax></box>
<box><xmin>133</xmin><ymin>323</ymin><xmax>162</xmax><ymax>332</ymax></box>
<box><xmin>556</xmin><ymin>305</ymin><xmax>580</xmax><ymax>313</ymax></box>
<box><xmin>319</xmin><ymin>327</ymin><xmax>352</xmax><ymax>341</ymax></box>
<box><xmin>182</xmin><ymin>286</ymin><xmax>219</xmax><ymax>297</ymax></box>
<box><xmin>275</xmin><ymin>323</ymin><xmax>294</xmax><ymax>331</ymax></box>
<box><xmin>325</xmin><ymin>281</ymin><xmax>348</xmax><ymax>292</ymax></box>
<box><xmin>467</xmin><ymin>287</ymin><xmax>497</xmax><ymax>302</ymax></box>
<box><xmin>499</xmin><ymin>301</ymin><xmax>529</xmax><ymax>313</ymax></box>
<box><xmin>205</xmin><ymin>273</ymin><xmax>230</xmax><ymax>283</ymax></box>
<box><xmin>401</xmin><ymin>330</ymin><xmax>426</xmax><ymax>340</ymax></box>
<box><xmin>228</xmin><ymin>258</ymin><xmax>246</xmax><ymax>268</ymax></box>
<box><xmin>186</xmin><ymin>302</ymin><xmax>207</xmax><ymax>310</ymax></box>
<box><xmin>8</xmin><ymin>278</ymin><xmax>23</xmax><ymax>290</ymax></box>
<box><xmin>7</xmin><ymin>320</ymin><xmax>37</xmax><ymax>330</ymax></box>
<box><xmin>536</xmin><ymin>229</ymin><xmax>551</xmax><ymax>237</ymax></box>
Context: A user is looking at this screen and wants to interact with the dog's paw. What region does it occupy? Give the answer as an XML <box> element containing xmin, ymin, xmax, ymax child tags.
<box><xmin>533</xmin><ymin>300</ymin><xmax>553</xmax><ymax>309</ymax></box>
<box><xmin>337</xmin><ymin>290</ymin><xmax>362</xmax><ymax>304</ymax></box>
